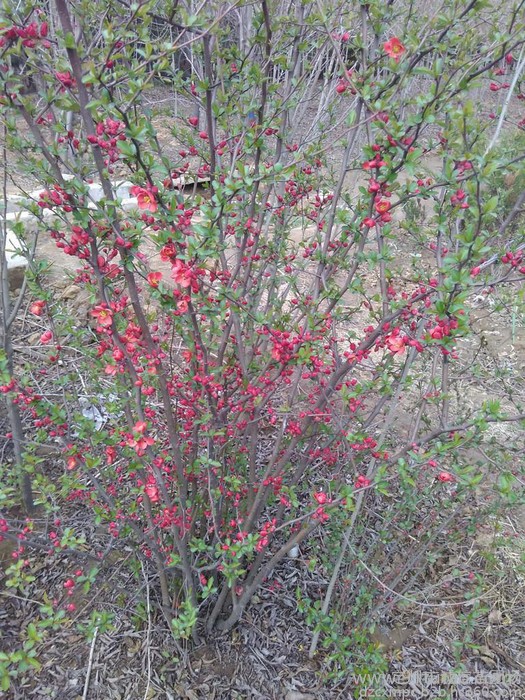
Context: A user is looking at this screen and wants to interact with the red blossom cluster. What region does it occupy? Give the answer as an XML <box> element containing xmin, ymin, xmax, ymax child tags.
<box><xmin>428</xmin><ymin>317</ymin><xmax>459</xmax><ymax>341</ymax></box>
<box><xmin>37</xmin><ymin>185</ymin><xmax>72</xmax><ymax>211</ymax></box>
<box><xmin>501</xmin><ymin>250</ymin><xmax>525</xmax><ymax>274</ymax></box>
<box><xmin>87</xmin><ymin>118</ymin><xmax>127</xmax><ymax>168</ymax></box>
<box><xmin>450</xmin><ymin>188</ymin><xmax>469</xmax><ymax>209</ymax></box>
<box><xmin>0</xmin><ymin>20</ymin><xmax>50</xmax><ymax>48</ymax></box>
<box><xmin>335</xmin><ymin>70</ymin><xmax>357</xmax><ymax>95</ymax></box>
<box><xmin>2</xmin><ymin>15</ymin><xmax>516</xmax><ymax>629</ymax></box>
<box><xmin>0</xmin><ymin>518</ymin><xmax>8</xmax><ymax>542</ymax></box>
<box><xmin>256</xmin><ymin>518</ymin><xmax>277</xmax><ymax>552</ymax></box>
<box><xmin>55</xmin><ymin>71</ymin><xmax>76</xmax><ymax>89</ymax></box>
<box><xmin>355</xmin><ymin>474</ymin><xmax>371</xmax><ymax>489</ymax></box>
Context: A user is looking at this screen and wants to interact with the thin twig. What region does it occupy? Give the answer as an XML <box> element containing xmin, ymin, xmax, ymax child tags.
<box><xmin>309</xmin><ymin>335</ymin><xmax>424</xmax><ymax>658</ymax></box>
<box><xmin>141</xmin><ymin>562</ymin><xmax>152</xmax><ymax>700</ymax></box>
<box><xmin>82</xmin><ymin>626</ymin><xmax>99</xmax><ymax>700</ymax></box>
<box><xmin>484</xmin><ymin>45</ymin><xmax>525</xmax><ymax>156</ymax></box>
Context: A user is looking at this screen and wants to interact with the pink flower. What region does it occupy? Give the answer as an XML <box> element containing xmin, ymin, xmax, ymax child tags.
<box><xmin>171</xmin><ymin>259</ymin><xmax>193</xmax><ymax>288</ymax></box>
<box><xmin>384</xmin><ymin>37</ymin><xmax>405</xmax><ymax>62</ymax></box>
<box><xmin>386</xmin><ymin>334</ymin><xmax>406</xmax><ymax>355</ymax></box>
<box><xmin>314</xmin><ymin>491</ymin><xmax>329</xmax><ymax>505</ymax></box>
<box><xmin>144</xmin><ymin>484</ymin><xmax>160</xmax><ymax>503</ymax></box>
<box><xmin>90</xmin><ymin>304</ymin><xmax>113</xmax><ymax>328</ymax></box>
<box><xmin>66</xmin><ymin>457</ymin><xmax>77</xmax><ymax>471</ymax></box>
<box><xmin>130</xmin><ymin>186</ymin><xmax>158</xmax><ymax>213</ymax></box>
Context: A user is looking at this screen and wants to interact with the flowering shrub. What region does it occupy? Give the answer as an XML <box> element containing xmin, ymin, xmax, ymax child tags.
<box><xmin>0</xmin><ymin>0</ymin><xmax>524</xmax><ymax>674</ymax></box>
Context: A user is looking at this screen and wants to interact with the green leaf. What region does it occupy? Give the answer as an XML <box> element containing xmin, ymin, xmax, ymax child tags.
<box><xmin>483</xmin><ymin>196</ymin><xmax>498</xmax><ymax>214</ymax></box>
<box><xmin>64</xmin><ymin>33</ymin><xmax>76</xmax><ymax>49</ymax></box>
<box><xmin>118</xmin><ymin>140</ymin><xmax>136</xmax><ymax>157</ymax></box>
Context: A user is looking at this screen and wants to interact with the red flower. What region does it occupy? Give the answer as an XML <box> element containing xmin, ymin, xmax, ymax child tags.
<box><xmin>127</xmin><ymin>434</ymin><xmax>154</xmax><ymax>456</ymax></box>
<box><xmin>355</xmin><ymin>475</ymin><xmax>371</xmax><ymax>489</ymax></box>
<box><xmin>40</xmin><ymin>330</ymin><xmax>53</xmax><ymax>344</ymax></box>
<box><xmin>313</xmin><ymin>506</ymin><xmax>330</xmax><ymax>522</ymax></box>
<box><xmin>384</xmin><ymin>37</ymin><xmax>405</xmax><ymax>62</ymax></box>
<box><xmin>160</xmin><ymin>241</ymin><xmax>177</xmax><ymax>262</ymax></box>
<box><xmin>437</xmin><ymin>471</ymin><xmax>454</xmax><ymax>483</ymax></box>
<box><xmin>30</xmin><ymin>300</ymin><xmax>45</xmax><ymax>316</ymax></box>
<box><xmin>375</xmin><ymin>200</ymin><xmax>391</xmax><ymax>215</ymax></box>
<box><xmin>147</xmin><ymin>272</ymin><xmax>162</xmax><ymax>287</ymax></box>
<box><xmin>130</xmin><ymin>186</ymin><xmax>158</xmax><ymax>213</ymax></box>
<box><xmin>55</xmin><ymin>71</ymin><xmax>75</xmax><ymax>88</ymax></box>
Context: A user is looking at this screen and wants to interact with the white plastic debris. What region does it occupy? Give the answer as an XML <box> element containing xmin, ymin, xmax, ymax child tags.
<box><xmin>78</xmin><ymin>395</ymin><xmax>114</xmax><ymax>431</ymax></box>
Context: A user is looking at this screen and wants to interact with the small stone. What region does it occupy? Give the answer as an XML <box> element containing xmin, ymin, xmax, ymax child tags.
<box><xmin>8</xmin><ymin>266</ymin><xmax>26</xmax><ymax>292</ymax></box>
<box><xmin>59</xmin><ymin>284</ymin><xmax>82</xmax><ymax>300</ymax></box>
<box><xmin>288</xmin><ymin>545</ymin><xmax>300</xmax><ymax>559</ymax></box>
<box><xmin>488</xmin><ymin>609</ymin><xmax>502</xmax><ymax>624</ymax></box>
